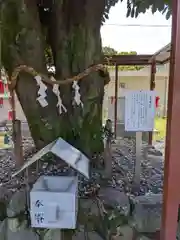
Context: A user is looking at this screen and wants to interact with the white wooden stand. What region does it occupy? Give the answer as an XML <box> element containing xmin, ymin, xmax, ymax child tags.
<box><xmin>124</xmin><ymin>90</ymin><xmax>156</xmax><ymax>189</ymax></box>
<box><xmin>133</xmin><ymin>132</ymin><xmax>142</xmax><ymax>186</ymax></box>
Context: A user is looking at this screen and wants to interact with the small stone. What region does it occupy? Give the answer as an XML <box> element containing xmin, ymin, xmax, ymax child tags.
<box><xmin>117</xmin><ymin>179</ymin><xmax>124</xmax><ymax>186</ymax></box>
<box><xmin>0</xmin><ymin>219</ymin><xmax>6</xmax><ymax>240</ymax></box>
<box><xmin>7</xmin><ymin>225</ymin><xmax>39</xmax><ymax>240</ymax></box>
<box><xmin>116</xmin><ymin>225</ymin><xmax>133</xmax><ymax>240</ymax></box>
<box><xmin>8</xmin><ymin>218</ymin><xmax>19</xmax><ymax>232</ymax></box>
<box><xmin>148</xmin><ymin>148</ymin><xmax>163</xmax><ymax>157</ymax></box>
<box><xmin>44</xmin><ymin>229</ymin><xmax>62</xmax><ymax>240</ymax></box>
<box><xmin>99</xmin><ymin>187</ymin><xmax>130</xmax><ymax>216</ymax></box>
<box><xmin>0</xmin><ymin>218</ymin><xmax>38</xmax><ymax>240</ymax></box>
<box><xmin>18</xmin><ymin>219</ymin><xmax>28</xmax><ymax>231</ymax></box>
<box><xmin>0</xmin><ymin>201</ymin><xmax>7</xmax><ymax>221</ymax></box>
<box><xmin>79</xmin><ymin>199</ymin><xmax>99</xmax><ymax>216</ymax></box>
<box><xmin>137</xmin><ymin>236</ymin><xmax>151</xmax><ymax>240</ymax></box>
<box><xmin>132</xmin><ymin>194</ymin><xmax>162</xmax><ymax>233</ymax></box>
<box><xmin>73</xmin><ymin>231</ymin><xmax>103</xmax><ymax>240</ymax></box>
<box><xmin>8</xmin><ymin>218</ymin><xmax>27</xmax><ymax>233</ymax></box>
<box><xmin>176</xmin><ymin>220</ymin><xmax>180</xmax><ymax>239</ymax></box>
<box><xmin>7</xmin><ymin>189</ymin><xmax>27</xmax><ymax>217</ymax></box>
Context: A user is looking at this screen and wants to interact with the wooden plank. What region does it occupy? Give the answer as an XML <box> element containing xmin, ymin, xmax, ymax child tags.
<box><xmin>133</xmin><ymin>132</ymin><xmax>142</xmax><ymax>186</ymax></box>
<box><xmin>149</xmin><ymin>59</ymin><xmax>156</xmax><ymax>145</ymax></box>
<box><xmin>160</xmin><ymin>0</ymin><xmax>180</xmax><ymax>239</ymax></box>
<box><xmin>114</xmin><ymin>64</ymin><xmax>118</xmax><ymax>138</ymax></box>
<box><xmin>103</xmin><ymin>54</ymin><xmax>154</xmax><ymax>65</ymax></box>
<box><xmin>13</xmin><ymin>119</ymin><xmax>23</xmax><ymax>167</ymax></box>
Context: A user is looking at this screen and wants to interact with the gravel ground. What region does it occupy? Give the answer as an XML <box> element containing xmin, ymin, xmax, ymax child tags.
<box><xmin>111</xmin><ymin>138</ymin><xmax>165</xmax><ymax>196</ymax></box>
<box><xmin>0</xmin><ymin>130</ymin><xmax>165</xmax><ymax>202</ymax></box>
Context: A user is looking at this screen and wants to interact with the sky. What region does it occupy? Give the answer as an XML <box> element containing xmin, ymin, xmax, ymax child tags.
<box><xmin>101</xmin><ymin>1</ymin><xmax>172</xmax><ymax>54</ymax></box>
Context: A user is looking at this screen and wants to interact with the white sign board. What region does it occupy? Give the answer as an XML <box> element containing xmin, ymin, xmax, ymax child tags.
<box><xmin>125</xmin><ymin>90</ymin><xmax>156</xmax><ymax>132</ymax></box>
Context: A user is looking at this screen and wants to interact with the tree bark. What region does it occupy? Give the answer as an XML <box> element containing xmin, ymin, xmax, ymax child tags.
<box><xmin>2</xmin><ymin>0</ymin><xmax>107</xmax><ymax>156</ymax></box>
<box><xmin>48</xmin><ymin>0</ymin><xmax>106</xmax><ymax>156</ymax></box>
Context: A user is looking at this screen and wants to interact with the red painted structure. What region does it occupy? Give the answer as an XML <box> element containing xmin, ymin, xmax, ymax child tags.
<box><xmin>155</xmin><ymin>96</ymin><xmax>160</xmax><ymax>108</ymax></box>
<box><xmin>104</xmin><ymin>54</ymin><xmax>157</xmax><ymax>142</ymax></box>
<box><xmin>0</xmin><ymin>80</ymin><xmax>4</xmax><ymax>106</ymax></box>
<box><xmin>149</xmin><ymin>59</ymin><xmax>156</xmax><ymax>145</ymax></box>
<box><xmin>160</xmin><ymin>0</ymin><xmax>180</xmax><ymax>239</ymax></box>
<box><xmin>0</xmin><ymin>78</ymin><xmax>13</xmax><ymax>120</ymax></box>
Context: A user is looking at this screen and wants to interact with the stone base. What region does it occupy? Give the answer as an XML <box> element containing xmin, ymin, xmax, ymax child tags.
<box><xmin>131</xmin><ymin>194</ymin><xmax>162</xmax><ymax>233</ymax></box>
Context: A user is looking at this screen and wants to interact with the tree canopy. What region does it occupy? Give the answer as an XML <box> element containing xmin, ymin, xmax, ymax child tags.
<box><xmin>0</xmin><ymin>0</ymin><xmax>171</xmax><ymax>73</ymax></box>
<box><xmin>103</xmin><ymin>0</ymin><xmax>171</xmax><ymax>22</ymax></box>
<box><xmin>103</xmin><ymin>47</ymin><xmax>143</xmax><ymax>71</ymax></box>
<box><xmin>103</xmin><ymin>46</ymin><xmax>118</xmax><ymax>56</ymax></box>
<box><xmin>102</xmin><ymin>46</ymin><xmax>138</xmax><ymax>56</ymax></box>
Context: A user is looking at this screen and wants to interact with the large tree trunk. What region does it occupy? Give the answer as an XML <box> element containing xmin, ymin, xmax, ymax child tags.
<box><xmin>2</xmin><ymin>0</ymin><xmax>107</xmax><ymax>156</ymax></box>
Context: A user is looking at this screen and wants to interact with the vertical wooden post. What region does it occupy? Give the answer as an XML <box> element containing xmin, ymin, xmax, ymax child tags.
<box><xmin>10</xmin><ymin>90</ymin><xmax>16</xmax><ymax>121</ymax></box>
<box><xmin>104</xmin><ymin>119</ymin><xmax>113</xmax><ymax>179</ymax></box>
<box><xmin>133</xmin><ymin>131</ymin><xmax>142</xmax><ymax>187</ymax></box>
<box><xmin>0</xmin><ymin>3</ymin><xmax>1</xmax><ymax>80</ymax></box>
<box><xmin>148</xmin><ymin>59</ymin><xmax>156</xmax><ymax>145</ymax></box>
<box><xmin>114</xmin><ymin>64</ymin><xmax>118</xmax><ymax>138</ymax></box>
<box><xmin>160</xmin><ymin>0</ymin><xmax>180</xmax><ymax>239</ymax></box>
<box><xmin>13</xmin><ymin>119</ymin><xmax>23</xmax><ymax>167</ymax></box>
<box><xmin>163</xmin><ymin>76</ymin><xmax>168</xmax><ymax>117</ymax></box>
<box><xmin>62</xmin><ymin>231</ymin><xmax>72</xmax><ymax>240</ymax></box>
<box><xmin>0</xmin><ymin>1</ymin><xmax>2</xmax><ymax>80</ymax></box>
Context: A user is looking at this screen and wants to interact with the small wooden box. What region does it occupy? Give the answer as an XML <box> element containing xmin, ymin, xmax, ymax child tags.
<box><xmin>30</xmin><ymin>175</ymin><xmax>78</xmax><ymax>229</ymax></box>
<box><xmin>20</xmin><ymin>137</ymin><xmax>90</xmax><ymax>229</ymax></box>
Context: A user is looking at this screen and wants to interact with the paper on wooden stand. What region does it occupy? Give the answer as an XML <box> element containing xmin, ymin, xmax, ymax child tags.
<box><xmin>124</xmin><ymin>90</ymin><xmax>156</xmax><ymax>187</ymax></box>
<box><xmin>125</xmin><ymin>90</ymin><xmax>156</xmax><ymax>132</ymax></box>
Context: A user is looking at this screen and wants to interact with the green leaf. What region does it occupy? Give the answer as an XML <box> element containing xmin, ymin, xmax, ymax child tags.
<box><xmin>126</xmin><ymin>7</ymin><xmax>131</xmax><ymax>17</ymax></box>
<box><xmin>135</xmin><ymin>7</ymin><xmax>139</xmax><ymax>17</ymax></box>
<box><xmin>131</xmin><ymin>7</ymin><xmax>135</xmax><ymax>17</ymax></box>
<box><xmin>166</xmin><ymin>9</ymin><xmax>171</xmax><ymax>19</ymax></box>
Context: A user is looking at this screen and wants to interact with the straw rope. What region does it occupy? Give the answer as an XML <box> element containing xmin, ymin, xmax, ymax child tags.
<box><xmin>9</xmin><ymin>64</ymin><xmax>108</xmax><ymax>90</ymax></box>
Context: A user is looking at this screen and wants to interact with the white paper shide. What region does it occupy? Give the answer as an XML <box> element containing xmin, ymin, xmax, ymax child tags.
<box><xmin>125</xmin><ymin>90</ymin><xmax>156</xmax><ymax>132</ymax></box>
<box><xmin>72</xmin><ymin>81</ymin><xmax>83</xmax><ymax>107</ymax></box>
<box><xmin>50</xmin><ymin>76</ymin><xmax>67</xmax><ymax>115</ymax></box>
<box><xmin>35</xmin><ymin>75</ymin><xmax>48</xmax><ymax>107</ymax></box>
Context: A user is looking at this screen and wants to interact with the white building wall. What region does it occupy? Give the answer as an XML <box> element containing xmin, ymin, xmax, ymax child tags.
<box><xmin>103</xmin><ymin>68</ymin><xmax>169</xmax><ymax>122</ymax></box>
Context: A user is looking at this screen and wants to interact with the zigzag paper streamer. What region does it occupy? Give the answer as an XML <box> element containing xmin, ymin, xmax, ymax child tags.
<box><xmin>35</xmin><ymin>75</ymin><xmax>48</xmax><ymax>107</ymax></box>
<box><xmin>51</xmin><ymin>76</ymin><xmax>67</xmax><ymax>115</ymax></box>
<box><xmin>72</xmin><ymin>81</ymin><xmax>83</xmax><ymax>107</ymax></box>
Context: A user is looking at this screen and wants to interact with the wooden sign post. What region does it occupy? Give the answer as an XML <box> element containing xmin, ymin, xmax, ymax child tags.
<box><xmin>125</xmin><ymin>90</ymin><xmax>156</xmax><ymax>187</ymax></box>
<box><xmin>134</xmin><ymin>131</ymin><xmax>142</xmax><ymax>186</ymax></box>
